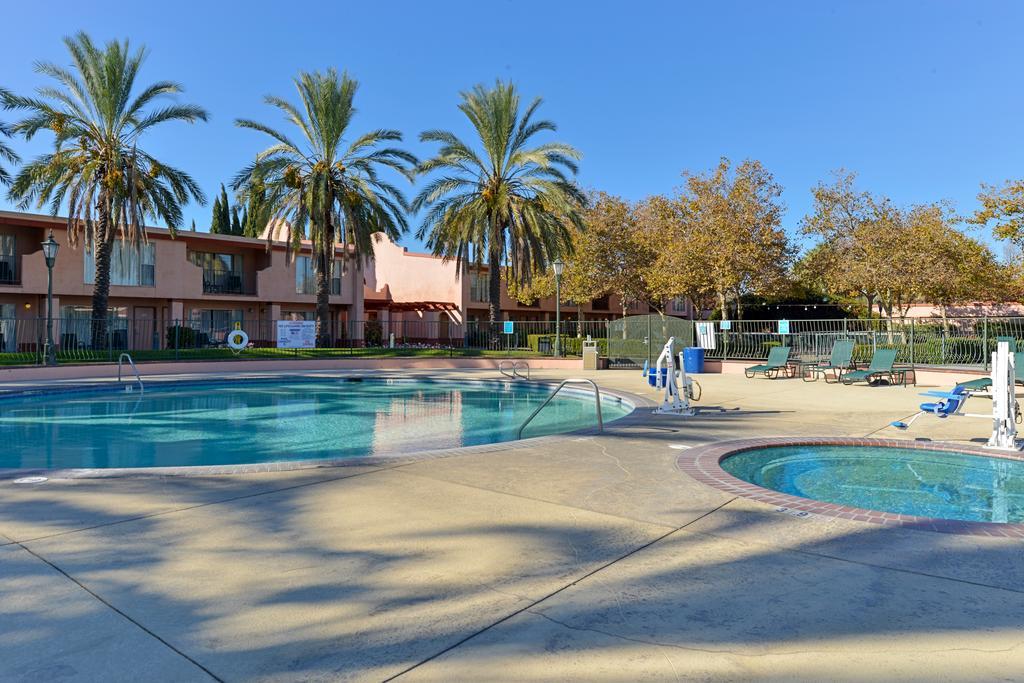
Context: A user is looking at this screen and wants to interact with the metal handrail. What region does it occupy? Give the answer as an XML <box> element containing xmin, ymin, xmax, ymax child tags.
<box><xmin>117</xmin><ymin>353</ymin><xmax>144</xmax><ymax>393</ymax></box>
<box><xmin>517</xmin><ymin>378</ymin><xmax>602</xmax><ymax>439</ymax></box>
<box><xmin>499</xmin><ymin>359</ymin><xmax>531</xmax><ymax>380</ymax></box>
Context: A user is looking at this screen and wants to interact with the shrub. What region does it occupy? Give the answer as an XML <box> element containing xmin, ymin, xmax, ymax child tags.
<box><xmin>526</xmin><ymin>334</ymin><xmax>607</xmax><ymax>356</ymax></box>
<box><xmin>365</xmin><ymin>320</ymin><xmax>383</xmax><ymax>346</ymax></box>
<box><xmin>166</xmin><ymin>325</ymin><xmax>197</xmax><ymax>349</ymax></box>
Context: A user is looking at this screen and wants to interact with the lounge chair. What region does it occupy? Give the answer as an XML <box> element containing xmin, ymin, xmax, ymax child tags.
<box><xmin>840</xmin><ymin>348</ymin><xmax>899</xmax><ymax>385</ymax></box>
<box><xmin>957</xmin><ymin>351</ymin><xmax>1024</xmax><ymax>392</ymax></box>
<box><xmin>803</xmin><ymin>339</ymin><xmax>855</xmax><ymax>383</ymax></box>
<box><xmin>744</xmin><ymin>346</ymin><xmax>792</xmax><ymax>379</ymax></box>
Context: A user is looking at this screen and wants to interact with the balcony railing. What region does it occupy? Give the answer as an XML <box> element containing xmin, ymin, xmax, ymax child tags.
<box><xmin>202</xmin><ymin>269</ymin><xmax>252</xmax><ymax>295</ymax></box>
<box><xmin>0</xmin><ymin>256</ymin><xmax>18</xmax><ymax>285</ymax></box>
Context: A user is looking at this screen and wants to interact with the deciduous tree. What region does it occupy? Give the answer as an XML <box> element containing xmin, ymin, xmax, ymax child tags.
<box><xmin>970</xmin><ymin>180</ymin><xmax>1024</xmax><ymax>248</ymax></box>
<box><xmin>674</xmin><ymin>158</ymin><xmax>791</xmax><ymax>319</ymax></box>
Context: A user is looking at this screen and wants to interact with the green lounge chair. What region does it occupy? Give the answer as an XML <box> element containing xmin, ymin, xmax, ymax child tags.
<box><xmin>745</xmin><ymin>346</ymin><xmax>792</xmax><ymax>379</ymax></box>
<box><xmin>957</xmin><ymin>350</ymin><xmax>1024</xmax><ymax>392</ymax></box>
<box><xmin>840</xmin><ymin>348</ymin><xmax>899</xmax><ymax>385</ymax></box>
<box><xmin>803</xmin><ymin>339</ymin><xmax>855</xmax><ymax>383</ymax></box>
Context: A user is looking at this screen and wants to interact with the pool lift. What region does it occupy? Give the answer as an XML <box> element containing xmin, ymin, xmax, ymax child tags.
<box><xmin>890</xmin><ymin>341</ymin><xmax>1021</xmax><ymax>452</ymax></box>
<box><xmin>643</xmin><ymin>337</ymin><xmax>698</xmax><ymax>416</ymax></box>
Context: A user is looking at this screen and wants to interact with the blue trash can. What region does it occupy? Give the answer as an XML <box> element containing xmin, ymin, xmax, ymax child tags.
<box><xmin>683</xmin><ymin>347</ymin><xmax>705</xmax><ymax>374</ymax></box>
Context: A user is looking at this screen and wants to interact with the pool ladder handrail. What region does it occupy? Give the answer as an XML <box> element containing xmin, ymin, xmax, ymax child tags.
<box><xmin>118</xmin><ymin>353</ymin><xmax>144</xmax><ymax>393</ymax></box>
<box><xmin>499</xmin><ymin>359</ymin><xmax>531</xmax><ymax>380</ymax></box>
<box><xmin>517</xmin><ymin>378</ymin><xmax>602</xmax><ymax>439</ymax></box>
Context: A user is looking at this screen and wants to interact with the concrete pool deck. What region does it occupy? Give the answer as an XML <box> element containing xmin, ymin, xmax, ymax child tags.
<box><xmin>1</xmin><ymin>368</ymin><xmax>1023</xmax><ymax>681</ymax></box>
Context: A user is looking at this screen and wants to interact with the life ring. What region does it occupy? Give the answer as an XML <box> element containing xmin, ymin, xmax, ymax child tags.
<box><xmin>226</xmin><ymin>330</ymin><xmax>249</xmax><ymax>351</ymax></box>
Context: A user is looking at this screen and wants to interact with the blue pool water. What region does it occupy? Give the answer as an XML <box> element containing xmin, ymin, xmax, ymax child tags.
<box><xmin>0</xmin><ymin>379</ymin><xmax>629</xmax><ymax>470</ymax></box>
<box><xmin>721</xmin><ymin>445</ymin><xmax>1024</xmax><ymax>524</ymax></box>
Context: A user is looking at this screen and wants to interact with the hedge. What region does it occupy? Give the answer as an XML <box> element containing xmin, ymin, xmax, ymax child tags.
<box><xmin>166</xmin><ymin>325</ymin><xmax>198</xmax><ymax>349</ymax></box>
<box><xmin>526</xmin><ymin>334</ymin><xmax>607</xmax><ymax>356</ymax></box>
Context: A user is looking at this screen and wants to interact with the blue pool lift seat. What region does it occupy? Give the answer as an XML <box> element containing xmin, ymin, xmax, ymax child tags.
<box><xmin>917</xmin><ymin>385</ymin><xmax>971</xmax><ymax>418</ymax></box>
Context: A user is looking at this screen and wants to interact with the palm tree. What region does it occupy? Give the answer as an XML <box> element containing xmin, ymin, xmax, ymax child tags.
<box><xmin>5</xmin><ymin>32</ymin><xmax>207</xmax><ymax>346</ymax></box>
<box><xmin>413</xmin><ymin>81</ymin><xmax>585</xmax><ymax>323</ymax></box>
<box><xmin>0</xmin><ymin>88</ymin><xmax>19</xmax><ymax>186</ymax></box>
<box><xmin>234</xmin><ymin>68</ymin><xmax>416</xmax><ymax>346</ymax></box>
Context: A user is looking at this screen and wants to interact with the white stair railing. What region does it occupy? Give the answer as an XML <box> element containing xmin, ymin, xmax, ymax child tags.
<box><xmin>517</xmin><ymin>378</ymin><xmax>602</xmax><ymax>439</ymax></box>
<box><xmin>117</xmin><ymin>353</ymin><xmax>144</xmax><ymax>393</ymax></box>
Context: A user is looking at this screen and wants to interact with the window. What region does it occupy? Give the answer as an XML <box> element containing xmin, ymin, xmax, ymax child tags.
<box><xmin>671</xmin><ymin>297</ymin><xmax>689</xmax><ymax>313</ymax></box>
<box><xmin>282</xmin><ymin>311</ymin><xmax>310</xmax><ymax>321</ymax></box>
<box><xmin>85</xmin><ymin>243</ymin><xmax>155</xmax><ymax>286</ymax></box>
<box><xmin>0</xmin><ymin>235</ymin><xmax>16</xmax><ymax>284</ymax></box>
<box><xmin>295</xmin><ymin>256</ymin><xmax>341</xmax><ymax>295</ymax></box>
<box><xmin>191</xmin><ymin>251</ymin><xmax>244</xmax><ymax>294</ymax></box>
<box><xmin>469</xmin><ymin>272</ymin><xmax>490</xmax><ymax>303</ymax></box>
<box><xmin>189</xmin><ymin>309</ymin><xmax>244</xmax><ymax>342</ymax></box>
<box><xmin>60</xmin><ymin>305</ymin><xmax>128</xmax><ymax>349</ymax></box>
<box><xmin>0</xmin><ymin>303</ymin><xmax>14</xmax><ymax>352</ymax></box>
<box><xmin>591</xmin><ymin>295</ymin><xmax>610</xmax><ymax>311</ymax></box>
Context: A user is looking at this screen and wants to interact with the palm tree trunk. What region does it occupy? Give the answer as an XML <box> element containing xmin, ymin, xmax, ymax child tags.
<box><xmin>487</xmin><ymin>249</ymin><xmax>502</xmax><ymax>323</ymax></box>
<box><xmin>90</xmin><ymin>201</ymin><xmax>113</xmax><ymax>350</ymax></box>
<box><xmin>317</xmin><ymin>224</ymin><xmax>333</xmax><ymax>350</ymax></box>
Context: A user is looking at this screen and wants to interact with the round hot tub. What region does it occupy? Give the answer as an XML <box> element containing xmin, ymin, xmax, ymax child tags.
<box><xmin>681</xmin><ymin>438</ymin><xmax>1024</xmax><ymax>536</ymax></box>
<box><xmin>720</xmin><ymin>443</ymin><xmax>1024</xmax><ymax>524</ymax></box>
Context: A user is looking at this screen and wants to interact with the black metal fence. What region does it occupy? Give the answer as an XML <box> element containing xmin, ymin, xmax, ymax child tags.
<box><xmin>2</xmin><ymin>314</ymin><xmax>1021</xmax><ymax>368</ymax></box>
<box><xmin>604</xmin><ymin>314</ymin><xmax>1024</xmax><ymax>370</ymax></box>
<box><xmin>0</xmin><ymin>317</ymin><xmax>609</xmax><ymax>365</ymax></box>
<box><xmin>701</xmin><ymin>317</ymin><xmax>1023</xmax><ymax>368</ymax></box>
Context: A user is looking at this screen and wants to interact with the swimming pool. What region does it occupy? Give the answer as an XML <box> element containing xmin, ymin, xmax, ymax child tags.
<box><xmin>721</xmin><ymin>444</ymin><xmax>1024</xmax><ymax>524</ymax></box>
<box><xmin>0</xmin><ymin>378</ymin><xmax>630</xmax><ymax>471</ymax></box>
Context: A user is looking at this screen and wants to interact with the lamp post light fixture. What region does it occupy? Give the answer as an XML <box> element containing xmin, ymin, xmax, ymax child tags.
<box><xmin>552</xmin><ymin>258</ymin><xmax>564</xmax><ymax>357</ymax></box>
<box><xmin>41</xmin><ymin>230</ymin><xmax>59</xmax><ymax>366</ymax></box>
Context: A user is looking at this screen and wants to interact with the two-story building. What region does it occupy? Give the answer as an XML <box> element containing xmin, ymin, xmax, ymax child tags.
<box><xmin>363</xmin><ymin>234</ymin><xmax>683</xmax><ymax>343</ymax></box>
<box><xmin>0</xmin><ymin>210</ymin><xmax>693</xmax><ymax>353</ymax></box>
<box><xmin>0</xmin><ymin>211</ymin><xmax>363</xmax><ymax>352</ymax></box>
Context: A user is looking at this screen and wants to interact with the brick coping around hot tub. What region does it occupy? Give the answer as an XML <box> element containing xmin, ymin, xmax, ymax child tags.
<box><xmin>678</xmin><ymin>436</ymin><xmax>1024</xmax><ymax>538</ymax></box>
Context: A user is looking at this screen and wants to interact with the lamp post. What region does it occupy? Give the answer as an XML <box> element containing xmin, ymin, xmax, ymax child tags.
<box><xmin>41</xmin><ymin>231</ymin><xmax>59</xmax><ymax>366</ymax></box>
<box><xmin>553</xmin><ymin>258</ymin><xmax>564</xmax><ymax>357</ymax></box>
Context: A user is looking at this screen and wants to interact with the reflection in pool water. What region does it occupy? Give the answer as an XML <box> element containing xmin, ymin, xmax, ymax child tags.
<box><xmin>0</xmin><ymin>379</ymin><xmax>629</xmax><ymax>470</ymax></box>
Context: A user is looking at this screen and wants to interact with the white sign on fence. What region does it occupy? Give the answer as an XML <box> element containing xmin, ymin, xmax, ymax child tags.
<box><xmin>276</xmin><ymin>320</ymin><xmax>316</xmax><ymax>349</ymax></box>
<box><xmin>695</xmin><ymin>321</ymin><xmax>717</xmax><ymax>350</ymax></box>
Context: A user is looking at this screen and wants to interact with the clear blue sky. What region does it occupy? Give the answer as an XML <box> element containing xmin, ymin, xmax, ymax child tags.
<box><xmin>2</xmin><ymin>0</ymin><xmax>1022</xmax><ymax>253</ymax></box>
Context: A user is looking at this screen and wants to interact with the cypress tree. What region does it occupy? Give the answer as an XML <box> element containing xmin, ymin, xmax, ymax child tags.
<box><xmin>219</xmin><ymin>184</ymin><xmax>231</xmax><ymax>233</ymax></box>
<box><xmin>243</xmin><ymin>164</ymin><xmax>267</xmax><ymax>238</ymax></box>
<box><xmin>231</xmin><ymin>206</ymin><xmax>242</xmax><ymax>235</ymax></box>
<box><xmin>210</xmin><ymin>195</ymin><xmax>224</xmax><ymax>233</ymax></box>
<box><xmin>191</xmin><ymin>218</ymin><xmax>196</xmax><ymax>232</ymax></box>
<box><xmin>240</xmin><ymin>207</ymin><xmax>249</xmax><ymax>236</ymax></box>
